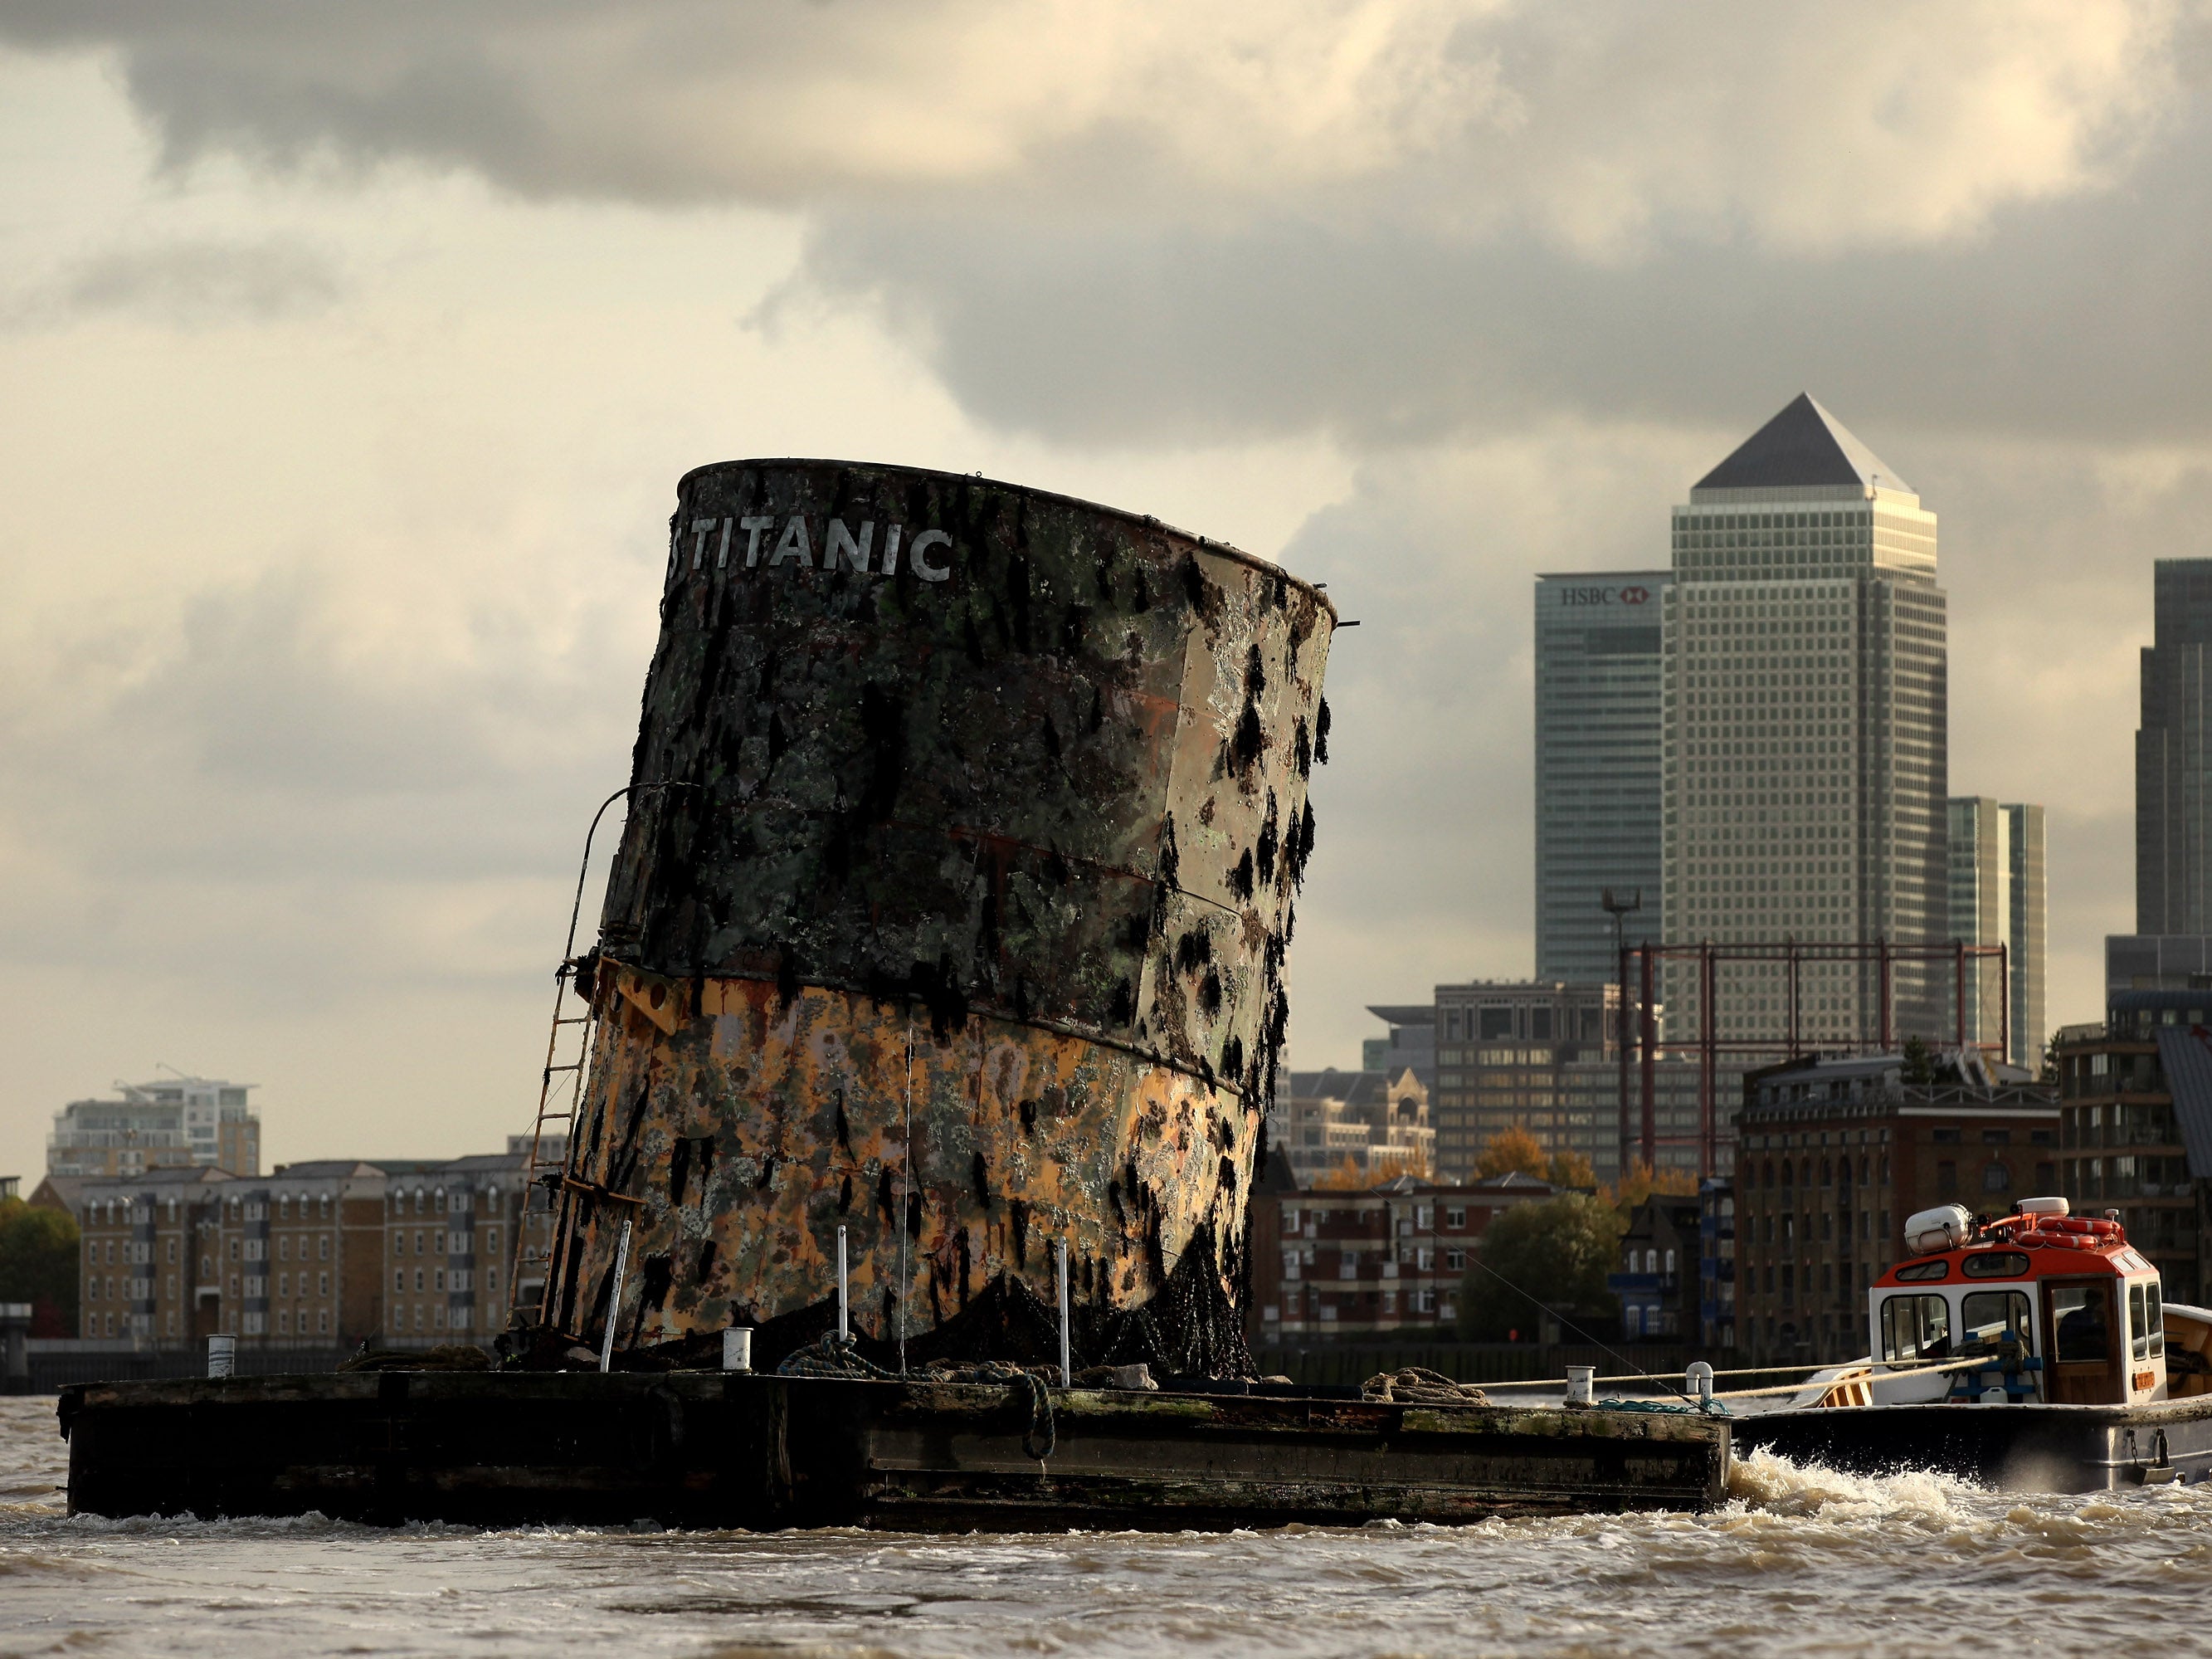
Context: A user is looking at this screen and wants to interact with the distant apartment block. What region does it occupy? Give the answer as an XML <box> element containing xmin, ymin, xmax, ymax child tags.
<box><xmin>1609</xmin><ymin>1193</ymin><xmax>1704</xmax><ymax>1341</ymax></box>
<box><xmin>48</xmin><ymin>1076</ymin><xmax>260</xmax><ymax>1178</ymax></box>
<box><xmin>1534</xmin><ymin>570</ymin><xmax>1669</xmax><ymax>984</ymax></box>
<box><xmin>1947</xmin><ymin>797</ymin><xmax>2048</xmax><ymax>1071</ymax></box>
<box><xmin>2053</xmin><ymin>994</ymin><xmax>2207</xmax><ymax>1305</ymax></box>
<box><xmin>67</xmin><ymin>1139</ymin><xmax>563</xmax><ymax>1350</ymax></box>
<box><xmin>1733</xmin><ymin>1053</ymin><xmax>2057</xmax><ymax>1365</ymax></box>
<box><xmin>1250</xmin><ymin>1174</ymin><xmax>1557</xmax><ymax>1343</ymax></box>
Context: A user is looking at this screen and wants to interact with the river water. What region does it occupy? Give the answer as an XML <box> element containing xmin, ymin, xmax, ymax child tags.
<box><xmin>3</xmin><ymin>1394</ymin><xmax>2207</xmax><ymax>1657</ymax></box>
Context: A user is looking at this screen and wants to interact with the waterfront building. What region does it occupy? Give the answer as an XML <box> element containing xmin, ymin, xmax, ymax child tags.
<box><xmin>69</xmin><ymin>1138</ymin><xmax>563</xmax><ymax>1352</ymax></box>
<box><xmin>2054</xmin><ymin>993</ymin><xmax>2212</xmax><ymax>1305</ymax></box>
<box><xmin>1733</xmin><ymin>1052</ymin><xmax>2057</xmax><ymax>1364</ymax></box>
<box><xmin>1277</xmin><ymin>1071</ymin><xmax>1432</xmax><ymax>1186</ymax></box>
<box><xmin>1250</xmin><ymin>1173</ymin><xmax>1558</xmax><ymax>1343</ymax></box>
<box><xmin>47</xmin><ymin>1076</ymin><xmax>261</xmax><ymax>1178</ymax></box>
<box><xmin>1947</xmin><ymin>797</ymin><xmax>2048</xmax><ymax>1071</ymax></box>
<box><xmin>1698</xmin><ymin>1178</ymin><xmax>1737</xmax><ymax>1349</ymax></box>
<box><xmin>1609</xmin><ymin>1193</ymin><xmax>1703</xmax><ymax>1340</ymax></box>
<box><xmin>1661</xmin><ymin>394</ymin><xmax>1950</xmax><ymax>1066</ymax></box>
<box><xmin>1534</xmin><ymin>571</ymin><xmax>1669</xmax><ymax>984</ymax></box>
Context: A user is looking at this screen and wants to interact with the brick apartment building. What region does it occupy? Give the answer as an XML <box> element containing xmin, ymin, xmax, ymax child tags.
<box><xmin>69</xmin><ymin>1139</ymin><xmax>561</xmax><ymax>1352</ymax></box>
<box><xmin>1248</xmin><ymin>1169</ymin><xmax>1558</xmax><ymax>1343</ymax></box>
<box><xmin>2052</xmin><ymin>989</ymin><xmax>2212</xmax><ymax>1305</ymax></box>
<box><xmin>1734</xmin><ymin>1053</ymin><xmax>2058</xmax><ymax>1364</ymax></box>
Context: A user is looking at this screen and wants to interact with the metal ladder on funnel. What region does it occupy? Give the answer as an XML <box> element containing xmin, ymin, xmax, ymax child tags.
<box><xmin>508</xmin><ymin>959</ymin><xmax>597</xmax><ymax>1324</ymax></box>
<box><xmin>507</xmin><ymin>782</ymin><xmax>692</xmax><ymax>1325</ymax></box>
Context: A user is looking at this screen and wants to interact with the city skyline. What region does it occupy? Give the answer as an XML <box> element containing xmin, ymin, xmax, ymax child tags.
<box><xmin>0</xmin><ymin>14</ymin><xmax>2194</xmax><ymax>1182</ymax></box>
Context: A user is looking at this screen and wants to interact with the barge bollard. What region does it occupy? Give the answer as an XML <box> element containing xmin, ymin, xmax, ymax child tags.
<box><xmin>721</xmin><ymin>1328</ymin><xmax>752</xmax><ymax>1373</ymax></box>
<box><xmin>1687</xmin><ymin>1362</ymin><xmax>1713</xmax><ymax>1405</ymax></box>
<box><xmin>598</xmin><ymin>1221</ymin><xmax>632</xmax><ymax>1374</ymax></box>
<box><xmin>1565</xmin><ymin>1365</ymin><xmax>1595</xmax><ymax>1404</ymax></box>
<box><xmin>207</xmin><ymin>1335</ymin><xmax>235</xmax><ymax>1378</ymax></box>
<box><xmin>1055</xmin><ymin>1240</ymin><xmax>1071</xmax><ymax>1387</ymax></box>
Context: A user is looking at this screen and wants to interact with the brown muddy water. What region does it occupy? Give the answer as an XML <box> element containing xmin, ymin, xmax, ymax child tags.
<box><xmin>2</xmin><ymin>1395</ymin><xmax>2208</xmax><ymax>1657</ymax></box>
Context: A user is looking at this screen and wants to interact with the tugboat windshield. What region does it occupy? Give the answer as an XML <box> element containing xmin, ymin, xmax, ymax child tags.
<box><xmin>1881</xmin><ymin>1293</ymin><xmax>1951</xmax><ymax>1362</ymax></box>
<box><xmin>1961</xmin><ymin>1291</ymin><xmax>2031</xmax><ymax>1349</ymax></box>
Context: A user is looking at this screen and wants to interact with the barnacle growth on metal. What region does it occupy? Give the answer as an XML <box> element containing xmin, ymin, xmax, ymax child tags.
<box><xmin>529</xmin><ymin>461</ymin><xmax>1334</xmax><ymax>1374</ymax></box>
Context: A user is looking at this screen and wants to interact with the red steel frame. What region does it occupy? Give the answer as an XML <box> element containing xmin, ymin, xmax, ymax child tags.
<box><xmin>1615</xmin><ymin>939</ymin><xmax>2010</xmax><ymax>1178</ymax></box>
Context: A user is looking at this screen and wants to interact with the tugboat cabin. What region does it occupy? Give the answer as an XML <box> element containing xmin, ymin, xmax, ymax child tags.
<box><xmin>1870</xmin><ymin>1197</ymin><xmax>2171</xmax><ymax>1405</ymax></box>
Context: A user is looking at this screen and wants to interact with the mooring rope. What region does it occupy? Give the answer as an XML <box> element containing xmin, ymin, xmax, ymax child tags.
<box><xmin>1709</xmin><ymin>1354</ymin><xmax>1995</xmax><ymax>1401</ymax></box>
<box><xmin>776</xmin><ymin>1336</ymin><xmax>1057</xmax><ymax>1459</ymax></box>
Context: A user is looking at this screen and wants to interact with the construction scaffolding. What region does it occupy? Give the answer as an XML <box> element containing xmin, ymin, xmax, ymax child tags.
<box><xmin>1616</xmin><ymin>939</ymin><xmax>2010</xmax><ymax>1179</ymax></box>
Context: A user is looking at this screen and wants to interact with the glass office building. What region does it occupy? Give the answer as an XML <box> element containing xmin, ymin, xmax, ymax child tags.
<box><xmin>2138</xmin><ymin>559</ymin><xmax>2212</xmax><ymax>934</ymax></box>
<box><xmin>1661</xmin><ymin>393</ymin><xmax>1951</xmax><ymax>1060</ymax></box>
<box><xmin>1534</xmin><ymin>572</ymin><xmax>1670</xmax><ymax>985</ymax></box>
<box><xmin>1947</xmin><ymin>796</ymin><xmax>2047</xmax><ymax>1071</ymax></box>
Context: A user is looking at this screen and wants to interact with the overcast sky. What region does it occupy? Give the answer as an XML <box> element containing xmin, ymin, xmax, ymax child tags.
<box><xmin>2</xmin><ymin>1</ymin><xmax>2203</xmax><ymax>1179</ymax></box>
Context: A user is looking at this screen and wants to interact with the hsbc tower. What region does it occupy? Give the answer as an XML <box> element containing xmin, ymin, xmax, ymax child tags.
<box><xmin>1533</xmin><ymin>569</ymin><xmax>1671</xmax><ymax>986</ymax></box>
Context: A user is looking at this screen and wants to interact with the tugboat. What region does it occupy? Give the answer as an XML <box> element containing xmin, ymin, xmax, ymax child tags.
<box><xmin>1732</xmin><ymin>1195</ymin><xmax>2212</xmax><ymax>1489</ymax></box>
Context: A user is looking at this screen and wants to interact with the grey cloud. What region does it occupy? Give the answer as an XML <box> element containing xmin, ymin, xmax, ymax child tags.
<box><xmin>65</xmin><ymin>237</ymin><xmax>344</xmax><ymax>324</ymax></box>
<box><xmin>2</xmin><ymin>2</ymin><xmax>2186</xmax><ymax>235</ymax></box>
<box><xmin>795</xmin><ymin>99</ymin><xmax>2212</xmax><ymax>455</ymax></box>
<box><xmin>0</xmin><ymin>568</ymin><xmax>646</xmax><ymax>909</ymax></box>
<box><xmin>11</xmin><ymin>1</ymin><xmax>2204</xmax><ymax>453</ymax></box>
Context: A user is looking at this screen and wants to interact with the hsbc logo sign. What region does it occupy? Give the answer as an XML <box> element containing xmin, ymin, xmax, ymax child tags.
<box><xmin>1557</xmin><ymin>584</ymin><xmax>1657</xmax><ymax>607</ymax></box>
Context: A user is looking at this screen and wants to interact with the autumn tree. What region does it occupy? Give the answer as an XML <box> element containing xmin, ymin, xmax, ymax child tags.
<box><xmin>0</xmin><ymin>1198</ymin><xmax>79</xmax><ymax>1335</ymax></box>
<box><xmin>1605</xmin><ymin>1159</ymin><xmax>1698</xmax><ymax>1210</ymax></box>
<box><xmin>1545</xmin><ymin>1149</ymin><xmax>1596</xmax><ymax>1189</ymax></box>
<box><xmin>1455</xmin><ymin>1193</ymin><xmax>1625</xmax><ymax>1342</ymax></box>
<box><xmin>1474</xmin><ymin>1125</ymin><xmax>1547</xmax><ymax>1182</ymax></box>
<box><xmin>1309</xmin><ymin>1156</ymin><xmax>1370</xmax><ymax>1191</ymax></box>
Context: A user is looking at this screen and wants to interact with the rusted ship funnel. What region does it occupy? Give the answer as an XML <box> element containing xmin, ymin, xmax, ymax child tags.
<box><xmin>534</xmin><ymin>461</ymin><xmax>1334</xmax><ymax>1374</ymax></box>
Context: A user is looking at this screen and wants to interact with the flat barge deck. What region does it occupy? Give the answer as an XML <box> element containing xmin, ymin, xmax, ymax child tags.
<box><xmin>56</xmin><ymin>1373</ymin><xmax>1730</xmax><ymax>1530</ymax></box>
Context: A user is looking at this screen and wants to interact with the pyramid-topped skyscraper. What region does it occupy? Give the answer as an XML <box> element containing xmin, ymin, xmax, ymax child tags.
<box><xmin>1660</xmin><ymin>395</ymin><xmax>1949</xmax><ymax>1118</ymax></box>
<box><xmin>1692</xmin><ymin>393</ymin><xmax>1912</xmax><ymax>495</ymax></box>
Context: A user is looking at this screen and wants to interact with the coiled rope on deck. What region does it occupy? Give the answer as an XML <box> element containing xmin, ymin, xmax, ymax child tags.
<box><xmin>777</xmin><ymin>1333</ymin><xmax>902</xmax><ymax>1379</ymax></box>
<box><xmin>1361</xmin><ymin>1366</ymin><xmax>1491</xmax><ymax>1405</ymax></box>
